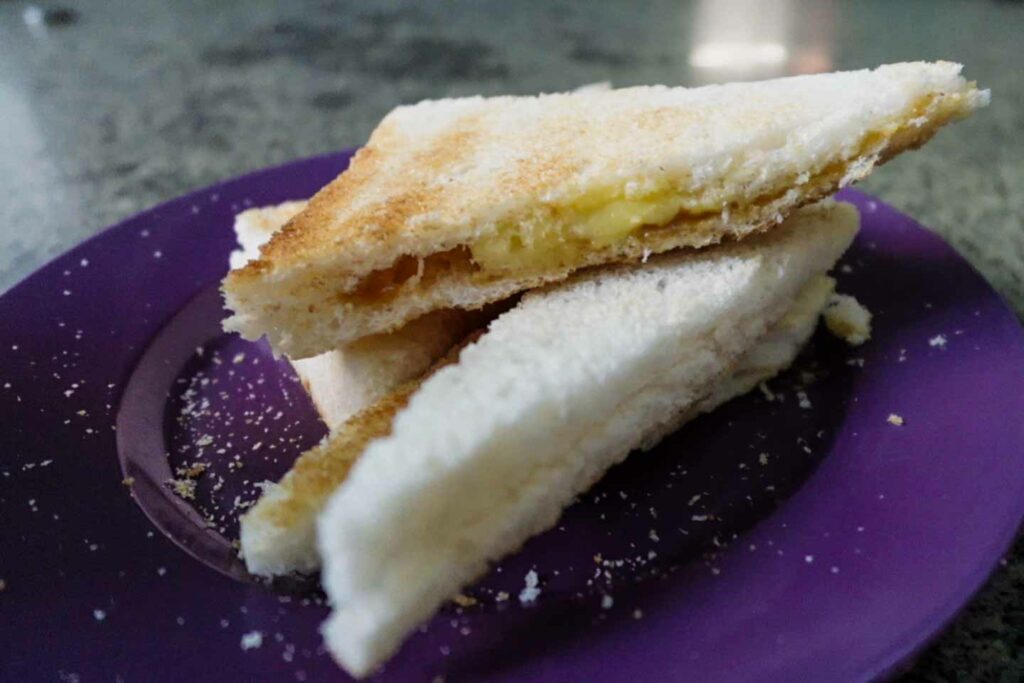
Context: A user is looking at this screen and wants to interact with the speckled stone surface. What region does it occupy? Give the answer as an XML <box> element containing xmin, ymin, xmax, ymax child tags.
<box><xmin>1</xmin><ymin>0</ymin><xmax>1022</xmax><ymax>678</ymax></box>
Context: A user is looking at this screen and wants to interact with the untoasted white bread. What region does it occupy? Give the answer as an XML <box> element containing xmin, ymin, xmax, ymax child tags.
<box><xmin>316</xmin><ymin>200</ymin><xmax>859</xmax><ymax>677</ymax></box>
<box><xmin>224</xmin><ymin>62</ymin><xmax>984</xmax><ymax>358</ymax></box>
<box><xmin>239</xmin><ymin>271</ymin><xmax>833</xmax><ymax>579</ymax></box>
<box><xmin>229</xmin><ymin>202</ymin><xmax>488</xmax><ymax>430</ymax></box>
<box><xmin>647</xmin><ymin>273</ymin><xmax>836</xmax><ymax>449</ymax></box>
<box><xmin>291</xmin><ymin>310</ymin><xmax>487</xmax><ymax>430</ymax></box>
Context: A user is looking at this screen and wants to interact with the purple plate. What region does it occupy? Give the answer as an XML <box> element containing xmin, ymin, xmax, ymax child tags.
<box><xmin>3</xmin><ymin>151</ymin><xmax>1024</xmax><ymax>682</ymax></box>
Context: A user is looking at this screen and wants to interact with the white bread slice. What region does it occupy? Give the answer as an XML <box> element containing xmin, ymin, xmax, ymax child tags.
<box><xmin>229</xmin><ymin>202</ymin><xmax>487</xmax><ymax>430</ymax></box>
<box><xmin>316</xmin><ymin>200</ymin><xmax>859</xmax><ymax>677</ymax></box>
<box><xmin>224</xmin><ymin>62</ymin><xmax>984</xmax><ymax>358</ymax></box>
<box><xmin>239</xmin><ymin>273</ymin><xmax>833</xmax><ymax>579</ymax></box>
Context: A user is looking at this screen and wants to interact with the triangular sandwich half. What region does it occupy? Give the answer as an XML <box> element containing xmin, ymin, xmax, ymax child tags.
<box><xmin>316</xmin><ymin>199</ymin><xmax>859</xmax><ymax>677</ymax></box>
<box><xmin>223</xmin><ymin>62</ymin><xmax>984</xmax><ymax>358</ymax></box>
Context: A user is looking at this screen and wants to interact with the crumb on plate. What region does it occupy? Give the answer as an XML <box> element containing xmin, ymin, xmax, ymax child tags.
<box><xmin>823</xmin><ymin>293</ymin><xmax>872</xmax><ymax>346</ymax></box>
<box><xmin>240</xmin><ymin>631</ymin><xmax>263</xmax><ymax>650</ymax></box>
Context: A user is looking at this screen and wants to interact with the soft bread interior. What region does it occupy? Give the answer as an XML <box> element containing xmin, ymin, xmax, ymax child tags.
<box><xmin>291</xmin><ymin>309</ymin><xmax>489</xmax><ymax>430</ymax></box>
<box><xmin>316</xmin><ymin>201</ymin><xmax>858</xmax><ymax>677</ymax></box>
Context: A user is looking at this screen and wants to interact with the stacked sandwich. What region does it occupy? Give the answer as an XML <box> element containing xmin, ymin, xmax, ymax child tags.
<box><xmin>221</xmin><ymin>62</ymin><xmax>987</xmax><ymax>678</ymax></box>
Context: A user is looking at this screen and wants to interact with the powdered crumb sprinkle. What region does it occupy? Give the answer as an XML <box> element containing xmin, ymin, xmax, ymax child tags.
<box><xmin>519</xmin><ymin>570</ymin><xmax>541</xmax><ymax>604</ymax></box>
<box><xmin>241</xmin><ymin>631</ymin><xmax>263</xmax><ymax>650</ymax></box>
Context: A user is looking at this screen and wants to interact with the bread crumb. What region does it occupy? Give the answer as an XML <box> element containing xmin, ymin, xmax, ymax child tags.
<box><xmin>452</xmin><ymin>594</ymin><xmax>477</xmax><ymax>607</ymax></box>
<box><xmin>240</xmin><ymin>631</ymin><xmax>263</xmax><ymax>650</ymax></box>
<box><xmin>823</xmin><ymin>294</ymin><xmax>872</xmax><ymax>345</ymax></box>
<box><xmin>177</xmin><ymin>462</ymin><xmax>209</xmax><ymax>478</ymax></box>
<box><xmin>633</xmin><ymin>609</ymin><xmax>644</xmax><ymax>619</ymax></box>
<box><xmin>121</xmin><ymin>477</ymin><xmax>135</xmax><ymax>487</ymax></box>
<box><xmin>0</xmin><ymin>578</ymin><xmax>6</xmax><ymax>591</ymax></box>
<box><xmin>519</xmin><ymin>570</ymin><xmax>541</xmax><ymax>604</ymax></box>
<box><xmin>929</xmin><ymin>334</ymin><xmax>947</xmax><ymax>349</ymax></box>
<box><xmin>601</xmin><ymin>595</ymin><xmax>614</xmax><ymax>609</ymax></box>
<box><xmin>495</xmin><ymin>591</ymin><xmax>509</xmax><ymax>602</ymax></box>
<box><xmin>887</xmin><ymin>414</ymin><xmax>904</xmax><ymax>426</ymax></box>
<box><xmin>93</xmin><ymin>609</ymin><xmax>106</xmax><ymax>621</ymax></box>
<box><xmin>166</xmin><ymin>478</ymin><xmax>196</xmax><ymax>500</ymax></box>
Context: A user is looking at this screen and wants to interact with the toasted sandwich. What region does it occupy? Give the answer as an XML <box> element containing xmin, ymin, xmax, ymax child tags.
<box><xmin>223</xmin><ymin>62</ymin><xmax>985</xmax><ymax>358</ymax></box>
<box><xmin>314</xmin><ymin>200</ymin><xmax>859</xmax><ymax>677</ymax></box>
<box><xmin>228</xmin><ymin>202</ymin><xmax>487</xmax><ymax>430</ymax></box>
<box><xmin>239</xmin><ymin>201</ymin><xmax>848</xmax><ymax>579</ymax></box>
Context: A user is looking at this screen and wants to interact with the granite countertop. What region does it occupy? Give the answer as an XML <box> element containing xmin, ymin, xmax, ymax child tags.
<box><xmin>1</xmin><ymin>0</ymin><xmax>1022</xmax><ymax>678</ymax></box>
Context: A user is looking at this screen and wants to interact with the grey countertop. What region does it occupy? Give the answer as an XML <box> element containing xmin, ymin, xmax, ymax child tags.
<box><xmin>1</xmin><ymin>0</ymin><xmax>1022</xmax><ymax>678</ymax></box>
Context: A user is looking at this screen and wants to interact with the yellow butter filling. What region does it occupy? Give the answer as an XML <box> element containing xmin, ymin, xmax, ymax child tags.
<box><xmin>469</xmin><ymin>186</ymin><xmax>714</xmax><ymax>273</ymax></box>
